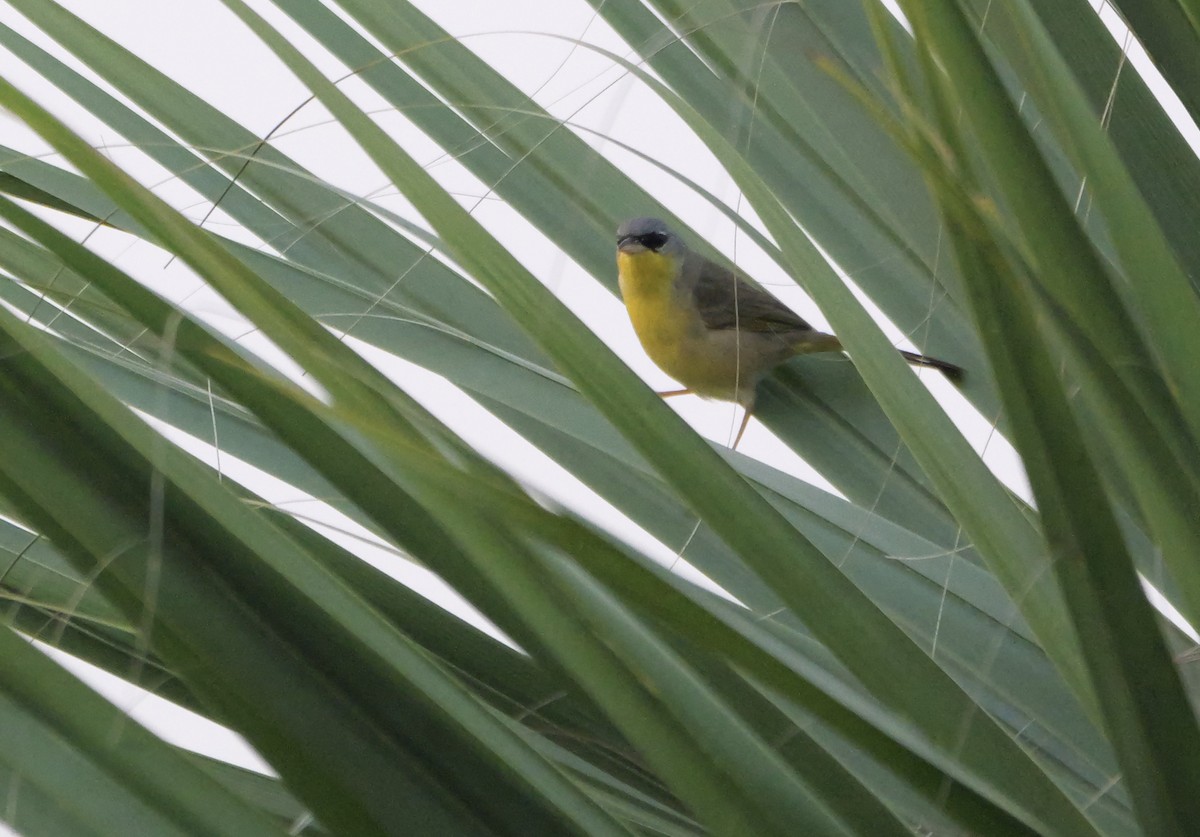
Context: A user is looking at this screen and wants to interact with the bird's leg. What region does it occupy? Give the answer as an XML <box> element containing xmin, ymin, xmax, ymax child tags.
<box><xmin>732</xmin><ymin>406</ymin><xmax>753</xmax><ymax>450</ymax></box>
<box><xmin>657</xmin><ymin>388</ymin><xmax>692</xmax><ymax>399</ymax></box>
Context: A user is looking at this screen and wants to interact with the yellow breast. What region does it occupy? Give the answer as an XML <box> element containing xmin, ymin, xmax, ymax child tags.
<box><xmin>617</xmin><ymin>250</ymin><xmax>754</xmax><ymax>403</ymax></box>
<box><xmin>617</xmin><ymin>250</ymin><xmax>697</xmax><ymax>372</ymax></box>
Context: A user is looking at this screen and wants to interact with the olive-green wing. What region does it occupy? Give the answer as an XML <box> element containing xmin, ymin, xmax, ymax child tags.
<box><xmin>689</xmin><ymin>252</ymin><xmax>814</xmax><ymax>334</ymax></box>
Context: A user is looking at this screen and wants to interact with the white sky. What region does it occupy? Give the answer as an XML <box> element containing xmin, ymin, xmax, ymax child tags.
<box><xmin>0</xmin><ymin>0</ymin><xmax>1194</xmax><ymax>827</ymax></box>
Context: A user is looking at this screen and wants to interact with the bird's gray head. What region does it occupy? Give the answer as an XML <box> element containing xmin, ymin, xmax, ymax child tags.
<box><xmin>616</xmin><ymin>217</ymin><xmax>685</xmax><ymax>256</ymax></box>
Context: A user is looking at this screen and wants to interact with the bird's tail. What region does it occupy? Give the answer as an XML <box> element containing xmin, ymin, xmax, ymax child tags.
<box><xmin>791</xmin><ymin>332</ymin><xmax>844</xmax><ymax>354</ymax></box>
<box><xmin>794</xmin><ymin>332</ymin><xmax>964</xmax><ymax>381</ymax></box>
<box><xmin>900</xmin><ymin>349</ymin><xmax>964</xmax><ymax>381</ymax></box>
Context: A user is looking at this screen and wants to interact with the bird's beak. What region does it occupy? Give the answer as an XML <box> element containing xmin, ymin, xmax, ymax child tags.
<box><xmin>617</xmin><ymin>235</ymin><xmax>645</xmax><ymax>254</ymax></box>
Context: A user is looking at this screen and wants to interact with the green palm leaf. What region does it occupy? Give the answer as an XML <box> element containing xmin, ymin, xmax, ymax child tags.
<box><xmin>0</xmin><ymin>1</ymin><xmax>1197</xmax><ymax>834</ymax></box>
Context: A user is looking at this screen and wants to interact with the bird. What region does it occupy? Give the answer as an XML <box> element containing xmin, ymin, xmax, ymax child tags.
<box><xmin>615</xmin><ymin>217</ymin><xmax>963</xmax><ymax>448</ymax></box>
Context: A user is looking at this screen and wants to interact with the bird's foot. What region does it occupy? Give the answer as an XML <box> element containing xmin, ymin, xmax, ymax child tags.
<box><xmin>732</xmin><ymin>408</ymin><xmax>752</xmax><ymax>450</ymax></box>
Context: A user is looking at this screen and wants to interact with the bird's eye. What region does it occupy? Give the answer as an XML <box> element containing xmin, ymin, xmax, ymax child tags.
<box><xmin>639</xmin><ymin>232</ymin><xmax>669</xmax><ymax>251</ymax></box>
